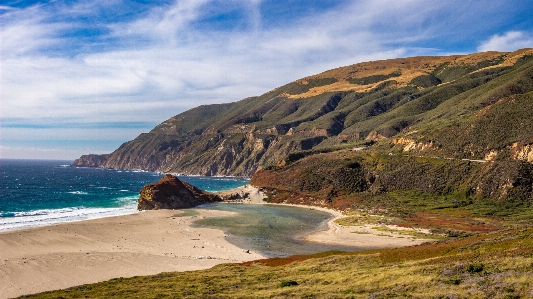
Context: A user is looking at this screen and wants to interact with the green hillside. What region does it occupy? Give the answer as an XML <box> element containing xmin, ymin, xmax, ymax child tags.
<box><xmin>73</xmin><ymin>49</ymin><xmax>533</xmax><ymax>178</ymax></box>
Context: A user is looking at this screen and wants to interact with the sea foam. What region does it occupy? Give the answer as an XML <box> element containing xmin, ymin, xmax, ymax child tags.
<box><xmin>0</xmin><ymin>204</ymin><xmax>138</xmax><ymax>231</ymax></box>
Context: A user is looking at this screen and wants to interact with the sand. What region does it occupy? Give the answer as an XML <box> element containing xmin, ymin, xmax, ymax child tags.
<box><xmin>303</xmin><ymin>214</ymin><xmax>434</xmax><ymax>249</ymax></box>
<box><xmin>1</xmin><ymin>185</ymin><xmax>433</xmax><ymax>298</ymax></box>
<box><xmin>0</xmin><ymin>209</ymin><xmax>263</xmax><ymax>299</ymax></box>
<box><xmin>224</xmin><ymin>185</ymin><xmax>433</xmax><ymax>249</ymax></box>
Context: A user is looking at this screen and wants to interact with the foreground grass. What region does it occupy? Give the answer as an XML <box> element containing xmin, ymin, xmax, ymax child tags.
<box><xmin>21</xmin><ymin>226</ymin><xmax>533</xmax><ymax>299</ymax></box>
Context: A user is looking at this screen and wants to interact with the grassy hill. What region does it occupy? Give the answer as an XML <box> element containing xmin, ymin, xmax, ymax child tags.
<box><xmin>73</xmin><ymin>49</ymin><xmax>533</xmax><ymax>178</ymax></box>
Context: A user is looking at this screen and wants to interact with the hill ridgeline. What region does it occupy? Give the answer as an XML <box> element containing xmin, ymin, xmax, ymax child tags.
<box><xmin>73</xmin><ymin>49</ymin><xmax>533</xmax><ymax>202</ymax></box>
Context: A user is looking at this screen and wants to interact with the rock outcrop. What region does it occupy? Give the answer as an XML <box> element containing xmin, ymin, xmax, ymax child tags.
<box><xmin>71</xmin><ymin>154</ymin><xmax>110</xmax><ymax>168</ymax></box>
<box><xmin>137</xmin><ymin>174</ymin><xmax>221</xmax><ymax>210</ymax></box>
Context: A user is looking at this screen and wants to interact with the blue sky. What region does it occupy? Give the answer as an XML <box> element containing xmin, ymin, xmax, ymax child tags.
<box><xmin>1</xmin><ymin>0</ymin><xmax>533</xmax><ymax>160</ymax></box>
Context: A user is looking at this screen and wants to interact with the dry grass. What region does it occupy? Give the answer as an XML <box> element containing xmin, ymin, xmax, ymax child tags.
<box><xmin>334</xmin><ymin>210</ymin><xmax>395</xmax><ymax>226</ymax></box>
<box><xmin>22</xmin><ymin>226</ymin><xmax>533</xmax><ymax>299</ymax></box>
<box><xmin>278</xmin><ymin>51</ymin><xmax>521</xmax><ymax>99</ymax></box>
<box><xmin>473</xmin><ymin>48</ymin><xmax>533</xmax><ymax>72</ymax></box>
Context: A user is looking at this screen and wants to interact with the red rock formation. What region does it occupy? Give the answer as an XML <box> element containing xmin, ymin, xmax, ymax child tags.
<box><xmin>137</xmin><ymin>174</ymin><xmax>221</xmax><ymax>210</ymax></box>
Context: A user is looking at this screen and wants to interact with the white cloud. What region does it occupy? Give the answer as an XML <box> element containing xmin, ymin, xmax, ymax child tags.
<box><xmin>0</xmin><ymin>6</ymin><xmax>65</xmax><ymax>57</ymax></box>
<box><xmin>107</xmin><ymin>0</ymin><xmax>210</xmax><ymax>44</ymax></box>
<box><xmin>1</xmin><ymin>0</ymin><xmax>530</xmax><ymax>158</ymax></box>
<box><xmin>478</xmin><ymin>31</ymin><xmax>533</xmax><ymax>52</ymax></box>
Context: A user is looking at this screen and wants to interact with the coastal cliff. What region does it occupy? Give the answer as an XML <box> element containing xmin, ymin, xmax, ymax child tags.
<box><xmin>72</xmin><ymin>154</ymin><xmax>110</xmax><ymax>168</ymax></box>
<box><xmin>73</xmin><ymin>49</ymin><xmax>533</xmax><ymax>177</ymax></box>
<box><xmin>137</xmin><ymin>174</ymin><xmax>221</xmax><ymax>210</ymax></box>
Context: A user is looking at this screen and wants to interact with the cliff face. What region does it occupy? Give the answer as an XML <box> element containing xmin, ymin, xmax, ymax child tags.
<box><xmin>72</xmin><ymin>154</ymin><xmax>110</xmax><ymax>168</ymax></box>
<box><xmin>73</xmin><ymin>49</ymin><xmax>533</xmax><ymax>177</ymax></box>
<box><xmin>137</xmin><ymin>174</ymin><xmax>221</xmax><ymax>210</ymax></box>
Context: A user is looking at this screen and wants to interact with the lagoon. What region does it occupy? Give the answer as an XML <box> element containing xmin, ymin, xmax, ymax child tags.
<box><xmin>195</xmin><ymin>203</ymin><xmax>362</xmax><ymax>257</ymax></box>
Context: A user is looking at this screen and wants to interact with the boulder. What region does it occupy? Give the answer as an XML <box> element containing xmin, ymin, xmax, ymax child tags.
<box><xmin>137</xmin><ymin>174</ymin><xmax>221</xmax><ymax>210</ymax></box>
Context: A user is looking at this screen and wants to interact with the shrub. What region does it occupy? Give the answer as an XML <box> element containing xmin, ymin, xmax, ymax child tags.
<box><xmin>444</xmin><ymin>276</ymin><xmax>461</xmax><ymax>285</ymax></box>
<box><xmin>466</xmin><ymin>263</ymin><xmax>484</xmax><ymax>273</ymax></box>
<box><xmin>279</xmin><ymin>280</ymin><xmax>299</xmax><ymax>287</ymax></box>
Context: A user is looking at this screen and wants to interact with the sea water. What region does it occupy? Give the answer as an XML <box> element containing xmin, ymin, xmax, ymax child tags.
<box><xmin>1</xmin><ymin>159</ymin><xmax>362</xmax><ymax>256</ymax></box>
<box><xmin>0</xmin><ymin>159</ymin><xmax>249</xmax><ymax>231</ymax></box>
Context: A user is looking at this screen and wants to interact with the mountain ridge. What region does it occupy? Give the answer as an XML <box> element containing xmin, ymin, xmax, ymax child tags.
<box><xmin>73</xmin><ymin>48</ymin><xmax>533</xmax><ymax>179</ymax></box>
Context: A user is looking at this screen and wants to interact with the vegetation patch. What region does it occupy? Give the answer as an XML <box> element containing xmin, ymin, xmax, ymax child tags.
<box><xmin>410</xmin><ymin>74</ymin><xmax>442</xmax><ymax>88</ymax></box>
<box><xmin>335</xmin><ymin>211</ymin><xmax>395</xmax><ymax>226</ymax></box>
<box><xmin>348</xmin><ymin>71</ymin><xmax>402</xmax><ymax>85</ymax></box>
<box><xmin>23</xmin><ymin>227</ymin><xmax>533</xmax><ymax>298</ymax></box>
<box><xmin>279</xmin><ymin>280</ymin><xmax>299</xmax><ymax>287</ymax></box>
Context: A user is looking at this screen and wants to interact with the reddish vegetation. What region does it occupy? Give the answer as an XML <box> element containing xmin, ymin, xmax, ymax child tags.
<box><xmin>398</xmin><ymin>212</ymin><xmax>502</xmax><ymax>233</ymax></box>
<box><xmin>243</xmin><ymin>226</ymin><xmax>533</xmax><ymax>268</ymax></box>
<box><xmin>242</xmin><ymin>251</ymin><xmax>354</xmax><ymax>267</ymax></box>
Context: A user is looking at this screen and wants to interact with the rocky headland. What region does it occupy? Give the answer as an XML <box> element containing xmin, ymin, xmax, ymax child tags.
<box><xmin>137</xmin><ymin>174</ymin><xmax>221</xmax><ymax>210</ymax></box>
<box><xmin>72</xmin><ymin>154</ymin><xmax>109</xmax><ymax>168</ymax></box>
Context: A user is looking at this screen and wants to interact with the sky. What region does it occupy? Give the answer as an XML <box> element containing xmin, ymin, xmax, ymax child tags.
<box><xmin>1</xmin><ymin>0</ymin><xmax>533</xmax><ymax>160</ymax></box>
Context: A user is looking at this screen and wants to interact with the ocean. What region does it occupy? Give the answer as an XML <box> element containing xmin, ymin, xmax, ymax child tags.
<box><xmin>0</xmin><ymin>159</ymin><xmax>249</xmax><ymax>231</ymax></box>
<box><xmin>1</xmin><ymin>159</ymin><xmax>363</xmax><ymax>257</ymax></box>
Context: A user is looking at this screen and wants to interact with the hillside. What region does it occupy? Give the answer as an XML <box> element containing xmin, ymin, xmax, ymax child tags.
<box><xmin>22</xmin><ymin>225</ymin><xmax>533</xmax><ymax>298</ymax></box>
<box><xmin>73</xmin><ymin>48</ymin><xmax>533</xmax><ymax>177</ymax></box>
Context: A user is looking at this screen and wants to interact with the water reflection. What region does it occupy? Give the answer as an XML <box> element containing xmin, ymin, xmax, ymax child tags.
<box><xmin>194</xmin><ymin>203</ymin><xmax>363</xmax><ymax>257</ymax></box>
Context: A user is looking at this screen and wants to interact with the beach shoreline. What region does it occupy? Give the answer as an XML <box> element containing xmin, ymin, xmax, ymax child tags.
<box><xmin>0</xmin><ymin>209</ymin><xmax>264</xmax><ymax>299</ymax></box>
<box><xmin>221</xmin><ymin>184</ymin><xmax>433</xmax><ymax>249</ymax></box>
<box><xmin>0</xmin><ymin>184</ymin><xmax>432</xmax><ymax>298</ymax></box>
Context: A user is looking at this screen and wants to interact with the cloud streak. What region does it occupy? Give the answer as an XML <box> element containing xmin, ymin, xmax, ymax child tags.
<box><xmin>1</xmin><ymin>0</ymin><xmax>533</xmax><ymax>159</ymax></box>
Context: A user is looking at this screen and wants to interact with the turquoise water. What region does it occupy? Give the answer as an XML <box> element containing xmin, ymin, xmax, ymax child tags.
<box><xmin>0</xmin><ymin>159</ymin><xmax>249</xmax><ymax>231</ymax></box>
<box><xmin>0</xmin><ymin>159</ymin><xmax>360</xmax><ymax>257</ymax></box>
<box><xmin>194</xmin><ymin>203</ymin><xmax>362</xmax><ymax>257</ymax></box>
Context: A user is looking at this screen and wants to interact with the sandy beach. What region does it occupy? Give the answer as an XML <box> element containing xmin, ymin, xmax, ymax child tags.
<box><xmin>0</xmin><ymin>209</ymin><xmax>264</xmax><ymax>299</ymax></box>
<box><xmin>303</xmin><ymin>212</ymin><xmax>434</xmax><ymax>249</ymax></box>
<box><xmin>0</xmin><ymin>185</ymin><xmax>432</xmax><ymax>298</ymax></box>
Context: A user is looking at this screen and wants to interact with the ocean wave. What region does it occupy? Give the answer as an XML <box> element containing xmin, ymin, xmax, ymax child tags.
<box><xmin>0</xmin><ymin>205</ymin><xmax>138</xmax><ymax>231</ymax></box>
<box><xmin>114</xmin><ymin>195</ymin><xmax>138</xmax><ymax>204</ymax></box>
<box><xmin>67</xmin><ymin>191</ymin><xmax>89</xmax><ymax>195</ymax></box>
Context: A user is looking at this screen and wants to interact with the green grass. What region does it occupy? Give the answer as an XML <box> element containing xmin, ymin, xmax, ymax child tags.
<box><xmin>347</xmin><ymin>71</ymin><xmax>402</xmax><ymax>85</ymax></box>
<box><xmin>21</xmin><ymin>226</ymin><xmax>533</xmax><ymax>298</ymax></box>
